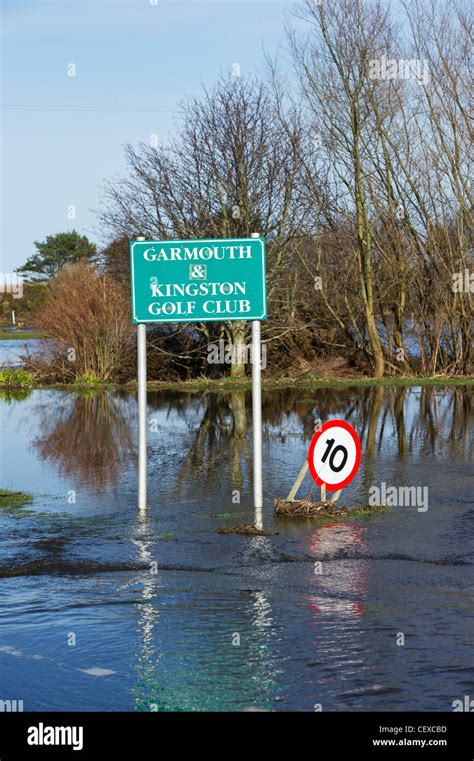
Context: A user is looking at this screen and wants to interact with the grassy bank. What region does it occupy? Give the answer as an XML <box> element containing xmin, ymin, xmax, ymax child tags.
<box><xmin>20</xmin><ymin>374</ymin><xmax>474</xmax><ymax>392</ymax></box>
<box><xmin>0</xmin><ymin>330</ymin><xmax>44</xmax><ymax>340</ymax></box>
<box><xmin>0</xmin><ymin>366</ymin><xmax>472</xmax><ymax>392</ymax></box>
<box><xmin>0</xmin><ymin>369</ymin><xmax>34</xmax><ymax>387</ymax></box>
<box><xmin>140</xmin><ymin>375</ymin><xmax>473</xmax><ymax>391</ymax></box>
<box><xmin>0</xmin><ymin>489</ymin><xmax>33</xmax><ymax>512</ymax></box>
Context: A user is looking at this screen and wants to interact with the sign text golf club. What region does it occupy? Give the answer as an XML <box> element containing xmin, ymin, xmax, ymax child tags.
<box><xmin>130</xmin><ymin>237</ymin><xmax>267</xmax><ymax>323</ymax></box>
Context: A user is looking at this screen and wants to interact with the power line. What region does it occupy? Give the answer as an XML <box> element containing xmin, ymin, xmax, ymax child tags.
<box><xmin>2</xmin><ymin>103</ymin><xmax>178</xmax><ymax>113</ymax></box>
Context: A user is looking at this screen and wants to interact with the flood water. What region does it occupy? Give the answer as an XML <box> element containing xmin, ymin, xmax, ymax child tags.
<box><xmin>0</xmin><ymin>385</ymin><xmax>472</xmax><ymax>711</ymax></box>
<box><xmin>0</xmin><ymin>338</ymin><xmax>44</xmax><ymax>367</ymax></box>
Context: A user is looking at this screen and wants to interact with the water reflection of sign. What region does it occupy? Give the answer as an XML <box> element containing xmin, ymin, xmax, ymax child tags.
<box><xmin>307</xmin><ymin>420</ymin><xmax>361</xmax><ymax>490</ymax></box>
<box><xmin>130</xmin><ymin>237</ymin><xmax>267</xmax><ymax>323</ymax></box>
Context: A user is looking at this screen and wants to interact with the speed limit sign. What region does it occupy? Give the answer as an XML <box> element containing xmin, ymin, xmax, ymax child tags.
<box><xmin>307</xmin><ymin>420</ymin><xmax>361</xmax><ymax>490</ymax></box>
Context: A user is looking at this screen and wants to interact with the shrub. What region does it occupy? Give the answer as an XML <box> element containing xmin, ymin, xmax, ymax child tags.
<box><xmin>35</xmin><ymin>261</ymin><xmax>134</xmax><ymax>382</ymax></box>
<box><xmin>74</xmin><ymin>371</ymin><xmax>102</xmax><ymax>385</ymax></box>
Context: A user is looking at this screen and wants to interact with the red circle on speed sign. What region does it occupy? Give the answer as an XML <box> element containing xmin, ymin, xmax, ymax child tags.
<box><xmin>308</xmin><ymin>420</ymin><xmax>361</xmax><ymax>490</ymax></box>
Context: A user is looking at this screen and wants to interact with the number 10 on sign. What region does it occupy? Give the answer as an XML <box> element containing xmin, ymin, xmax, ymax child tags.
<box><xmin>307</xmin><ymin>420</ymin><xmax>361</xmax><ymax>491</ymax></box>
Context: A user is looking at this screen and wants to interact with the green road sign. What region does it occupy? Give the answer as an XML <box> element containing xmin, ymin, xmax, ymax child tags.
<box><xmin>130</xmin><ymin>237</ymin><xmax>267</xmax><ymax>323</ymax></box>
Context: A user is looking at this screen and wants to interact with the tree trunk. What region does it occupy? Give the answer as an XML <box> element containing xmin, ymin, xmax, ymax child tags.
<box><xmin>352</xmin><ymin>104</ymin><xmax>385</xmax><ymax>378</ymax></box>
<box><xmin>229</xmin><ymin>321</ymin><xmax>247</xmax><ymax>379</ymax></box>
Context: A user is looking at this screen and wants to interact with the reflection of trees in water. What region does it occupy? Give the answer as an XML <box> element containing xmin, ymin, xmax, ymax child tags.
<box><xmin>32</xmin><ymin>386</ymin><xmax>467</xmax><ymax>500</ymax></box>
<box><xmin>33</xmin><ymin>391</ymin><xmax>134</xmax><ymax>493</ymax></box>
<box><xmin>164</xmin><ymin>386</ymin><xmax>471</xmax><ymax>498</ymax></box>
<box><xmin>262</xmin><ymin>389</ymin><xmax>359</xmax><ymax>439</ymax></box>
<box><xmin>447</xmin><ymin>387</ymin><xmax>472</xmax><ymax>458</ymax></box>
<box><xmin>404</xmin><ymin>386</ymin><xmax>472</xmax><ymax>459</ymax></box>
<box><xmin>0</xmin><ymin>388</ymin><xmax>32</xmax><ymax>403</ymax></box>
<box><xmin>172</xmin><ymin>391</ymin><xmax>252</xmax><ymax>494</ymax></box>
<box><xmin>263</xmin><ymin>386</ymin><xmax>472</xmax><ymax>462</ymax></box>
<box><xmin>24</xmin><ymin>384</ymin><xmax>471</xmax><ymax>514</ymax></box>
<box><xmin>360</xmin><ymin>386</ymin><xmax>385</xmax><ymax>459</ymax></box>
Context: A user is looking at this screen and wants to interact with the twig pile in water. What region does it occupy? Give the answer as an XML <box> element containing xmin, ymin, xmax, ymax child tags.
<box><xmin>216</xmin><ymin>524</ymin><xmax>271</xmax><ymax>536</ymax></box>
<box><xmin>274</xmin><ymin>498</ymin><xmax>349</xmax><ymax>517</ymax></box>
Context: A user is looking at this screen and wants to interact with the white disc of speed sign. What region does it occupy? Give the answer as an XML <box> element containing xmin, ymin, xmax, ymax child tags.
<box><xmin>307</xmin><ymin>420</ymin><xmax>361</xmax><ymax>490</ymax></box>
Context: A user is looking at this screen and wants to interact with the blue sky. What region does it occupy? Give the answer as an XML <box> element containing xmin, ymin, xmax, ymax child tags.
<box><xmin>1</xmin><ymin>0</ymin><xmax>291</xmax><ymax>272</ymax></box>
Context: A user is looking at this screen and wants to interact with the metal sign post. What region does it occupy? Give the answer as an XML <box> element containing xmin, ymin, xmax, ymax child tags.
<box><xmin>250</xmin><ymin>233</ymin><xmax>263</xmax><ymax>519</ymax></box>
<box><xmin>136</xmin><ymin>236</ymin><xmax>147</xmax><ymax>511</ymax></box>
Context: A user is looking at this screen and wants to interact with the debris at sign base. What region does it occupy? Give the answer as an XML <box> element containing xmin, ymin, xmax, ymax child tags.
<box><xmin>274</xmin><ymin>499</ymin><xmax>349</xmax><ymax>517</ymax></box>
<box><xmin>274</xmin><ymin>499</ymin><xmax>387</xmax><ymax>518</ymax></box>
<box><xmin>216</xmin><ymin>524</ymin><xmax>271</xmax><ymax>536</ymax></box>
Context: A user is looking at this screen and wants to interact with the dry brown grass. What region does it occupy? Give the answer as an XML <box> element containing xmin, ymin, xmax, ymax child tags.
<box><xmin>216</xmin><ymin>524</ymin><xmax>271</xmax><ymax>536</ymax></box>
<box><xmin>274</xmin><ymin>499</ymin><xmax>349</xmax><ymax>517</ymax></box>
<box><xmin>34</xmin><ymin>261</ymin><xmax>134</xmax><ymax>382</ymax></box>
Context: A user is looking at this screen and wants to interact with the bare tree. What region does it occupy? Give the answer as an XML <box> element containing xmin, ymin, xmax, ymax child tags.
<box><xmin>288</xmin><ymin>0</ymin><xmax>472</xmax><ymax>377</ymax></box>
<box><xmin>98</xmin><ymin>76</ymin><xmax>305</xmax><ymax>377</ymax></box>
<box><xmin>289</xmin><ymin>0</ymin><xmax>392</xmax><ymax>376</ymax></box>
